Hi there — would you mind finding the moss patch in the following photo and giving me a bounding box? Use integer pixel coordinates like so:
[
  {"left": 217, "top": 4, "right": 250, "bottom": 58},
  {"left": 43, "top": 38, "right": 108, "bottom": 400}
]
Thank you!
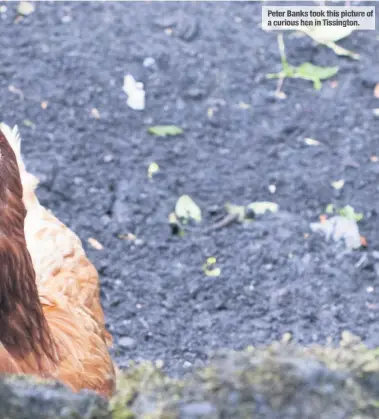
[{"left": 111, "top": 333, "right": 379, "bottom": 418}]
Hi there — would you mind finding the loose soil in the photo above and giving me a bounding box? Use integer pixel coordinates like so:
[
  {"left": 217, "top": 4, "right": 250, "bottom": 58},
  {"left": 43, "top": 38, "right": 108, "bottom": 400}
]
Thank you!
[{"left": 1, "top": 1, "right": 379, "bottom": 375}]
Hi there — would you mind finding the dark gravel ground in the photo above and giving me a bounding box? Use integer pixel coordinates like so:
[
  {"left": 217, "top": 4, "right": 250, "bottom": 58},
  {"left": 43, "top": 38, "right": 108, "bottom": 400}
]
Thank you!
[{"left": 1, "top": 2, "right": 379, "bottom": 375}]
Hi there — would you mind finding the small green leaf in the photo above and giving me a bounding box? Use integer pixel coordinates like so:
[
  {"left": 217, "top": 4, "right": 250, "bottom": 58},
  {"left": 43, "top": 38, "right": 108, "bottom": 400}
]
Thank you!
[
  {"left": 297, "top": 62, "right": 339, "bottom": 80},
  {"left": 203, "top": 257, "right": 221, "bottom": 277},
  {"left": 331, "top": 179, "right": 345, "bottom": 190},
  {"left": 268, "top": 34, "right": 339, "bottom": 91},
  {"left": 147, "top": 162, "right": 160, "bottom": 179},
  {"left": 268, "top": 63, "right": 338, "bottom": 90},
  {"left": 148, "top": 125, "right": 183, "bottom": 137},
  {"left": 248, "top": 201, "right": 279, "bottom": 215},
  {"left": 17, "top": 1, "right": 35, "bottom": 16},
  {"left": 175, "top": 195, "right": 202, "bottom": 223},
  {"left": 225, "top": 203, "right": 246, "bottom": 222},
  {"left": 338, "top": 205, "right": 363, "bottom": 222},
  {"left": 23, "top": 119, "right": 35, "bottom": 128},
  {"left": 205, "top": 267, "right": 221, "bottom": 277},
  {"left": 294, "top": 63, "right": 339, "bottom": 90},
  {"left": 325, "top": 204, "right": 334, "bottom": 214}
]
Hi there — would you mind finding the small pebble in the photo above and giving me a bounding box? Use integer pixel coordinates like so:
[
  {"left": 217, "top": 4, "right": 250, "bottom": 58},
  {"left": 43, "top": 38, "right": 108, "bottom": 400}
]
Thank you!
[
  {"left": 62, "top": 15, "right": 72, "bottom": 23},
  {"left": 73, "top": 176, "right": 83, "bottom": 185},
  {"left": 268, "top": 184, "right": 276, "bottom": 194},
  {"left": 118, "top": 336, "right": 137, "bottom": 349},
  {"left": 183, "top": 361, "right": 192, "bottom": 369},
  {"left": 143, "top": 57, "right": 155, "bottom": 68},
  {"left": 104, "top": 154, "right": 114, "bottom": 163}
]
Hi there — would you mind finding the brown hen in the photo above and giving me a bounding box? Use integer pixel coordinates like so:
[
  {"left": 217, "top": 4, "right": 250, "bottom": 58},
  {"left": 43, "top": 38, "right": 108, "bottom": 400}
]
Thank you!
[{"left": 0, "top": 125, "right": 115, "bottom": 398}]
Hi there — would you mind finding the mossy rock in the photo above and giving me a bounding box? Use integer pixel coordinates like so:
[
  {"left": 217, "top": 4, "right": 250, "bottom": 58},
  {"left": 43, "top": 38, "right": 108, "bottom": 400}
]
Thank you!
[
  {"left": 111, "top": 332, "right": 379, "bottom": 419},
  {"left": 2, "top": 333, "right": 379, "bottom": 419},
  {"left": 0, "top": 374, "right": 109, "bottom": 419}
]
